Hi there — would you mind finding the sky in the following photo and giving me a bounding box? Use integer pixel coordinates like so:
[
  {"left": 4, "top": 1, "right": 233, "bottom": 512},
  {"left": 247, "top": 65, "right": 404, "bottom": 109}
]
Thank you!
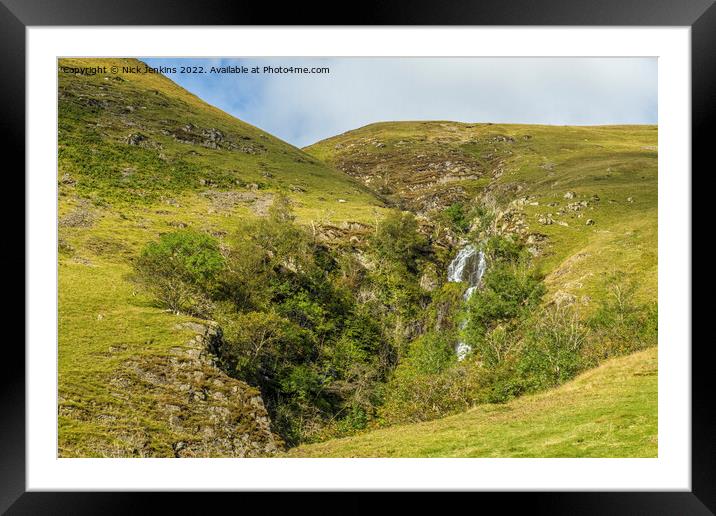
[{"left": 142, "top": 57, "right": 657, "bottom": 148}]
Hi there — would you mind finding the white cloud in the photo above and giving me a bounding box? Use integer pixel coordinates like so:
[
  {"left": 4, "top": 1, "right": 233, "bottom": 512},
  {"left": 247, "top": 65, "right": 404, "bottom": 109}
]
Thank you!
[{"left": 153, "top": 57, "right": 657, "bottom": 148}]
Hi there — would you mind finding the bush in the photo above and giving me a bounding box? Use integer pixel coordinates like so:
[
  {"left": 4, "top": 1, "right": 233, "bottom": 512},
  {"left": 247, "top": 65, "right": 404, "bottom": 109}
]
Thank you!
[
  {"left": 379, "top": 332, "right": 471, "bottom": 424},
  {"left": 484, "top": 234, "right": 525, "bottom": 263},
  {"left": 218, "top": 196, "right": 311, "bottom": 312},
  {"left": 379, "top": 364, "right": 482, "bottom": 425},
  {"left": 406, "top": 332, "right": 456, "bottom": 375},
  {"left": 207, "top": 197, "right": 399, "bottom": 444},
  {"left": 518, "top": 304, "right": 589, "bottom": 391},
  {"left": 216, "top": 309, "right": 310, "bottom": 386},
  {"left": 585, "top": 276, "right": 657, "bottom": 362},
  {"left": 463, "top": 262, "right": 545, "bottom": 362},
  {"left": 133, "top": 229, "right": 223, "bottom": 315},
  {"left": 441, "top": 202, "right": 471, "bottom": 234},
  {"left": 131, "top": 192, "right": 657, "bottom": 448},
  {"left": 372, "top": 210, "right": 428, "bottom": 274}
]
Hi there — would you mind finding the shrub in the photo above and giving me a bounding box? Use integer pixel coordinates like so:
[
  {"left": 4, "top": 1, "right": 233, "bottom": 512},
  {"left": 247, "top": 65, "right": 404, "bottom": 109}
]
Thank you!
[
  {"left": 518, "top": 304, "right": 589, "bottom": 390},
  {"left": 208, "top": 197, "right": 399, "bottom": 444},
  {"left": 379, "top": 363, "right": 480, "bottom": 425},
  {"left": 408, "top": 332, "right": 456, "bottom": 375},
  {"left": 463, "top": 262, "right": 545, "bottom": 359},
  {"left": 484, "top": 234, "right": 525, "bottom": 263},
  {"left": 379, "top": 332, "right": 471, "bottom": 424},
  {"left": 441, "top": 202, "right": 471, "bottom": 234},
  {"left": 372, "top": 210, "right": 428, "bottom": 274},
  {"left": 216, "top": 309, "right": 311, "bottom": 387},
  {"left": 424, "top": 282, "right": 466, "bottom": 333},
  {"left": 133, "top": 229, "right": 223, "bottom": 315},
  {"left": 585, "top": 276, "right": 658, "bottom": 362},
  {"left": 218, "top": 197, "right": 311, "bottom": 312},
  {"left": 472, "top": 324, "right": 518, "bottom": 369}
]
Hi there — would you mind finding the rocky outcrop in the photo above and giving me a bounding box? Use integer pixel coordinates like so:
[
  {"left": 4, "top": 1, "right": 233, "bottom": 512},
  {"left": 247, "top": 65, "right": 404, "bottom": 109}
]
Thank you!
[
  {"left": 112, "top": 322, "right": 282, "bottom": 457},
  {"left": 313, "top": 221, "right": 372, "bottom": 247},
  {"left": 167, "top": 123, "right": 266, "bottom": 154}
]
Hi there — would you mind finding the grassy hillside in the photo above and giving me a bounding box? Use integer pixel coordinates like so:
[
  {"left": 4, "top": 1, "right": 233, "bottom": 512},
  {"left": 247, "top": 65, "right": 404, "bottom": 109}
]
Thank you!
[
  {"left": 287, "top": 347, "right": 657, "bottom": 458},
  {"left": 306, "top": 122, "right": 657, "bottom": 305},
  {"left": 59, "top": 58, "right": 383, "bottom": 221},
  {"left": 58, "top": 58, "right": 386, "bottom": 456},
  {"left": 58, "top": 60, "right": 657, "bottom": 458}
]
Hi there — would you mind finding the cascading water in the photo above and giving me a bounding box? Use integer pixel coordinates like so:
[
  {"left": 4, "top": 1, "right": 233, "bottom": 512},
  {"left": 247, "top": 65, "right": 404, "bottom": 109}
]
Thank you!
[{"left": 446, "top": 244, "right": 487, "bottom": 360}]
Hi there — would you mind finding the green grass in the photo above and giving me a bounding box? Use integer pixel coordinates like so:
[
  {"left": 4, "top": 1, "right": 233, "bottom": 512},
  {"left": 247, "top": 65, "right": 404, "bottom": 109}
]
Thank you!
[
  {"left": 57, "top": 58, "right": 387, "bottom": 456},
  {"left": 58, "top": 258, "right": 201, "bottom": 456},
  {"left": 287, "top": 347, "right": 657, "bottom": 458},
  {"left": 59, "top": 58, "right": 384, "bottom": 219},
  {"left": 58, "top": 62, "right": 657, "bottom": 458}
]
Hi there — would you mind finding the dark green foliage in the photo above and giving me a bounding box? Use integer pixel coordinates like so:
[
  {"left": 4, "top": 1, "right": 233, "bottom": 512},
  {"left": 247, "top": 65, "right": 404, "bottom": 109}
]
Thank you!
[
  {"left": 133, "top": 229, "right": 223, "bottom": 315},
  {"left": 372, "top": 210, "right": 428, "bottom": 274},
  {"left": 483, "top": 234, "right": 525, "bottom": 263},
  {"left": 133, "top": 201, "right": 657, "bottom": 445},
  {"left": 423, "top": 282, "right": 465, "bottom": 333},
  {"left": 462, "top": 261, "right": 545, "bottom": 368},
  {"left": 407, "top": 332, "right": 456, "bottom": 375},
  {"left": 131, "top": 198, "right": 404, "bottom": 445},
  {"left": 441, "top": 202, "right": 471, "bottom": 234}
]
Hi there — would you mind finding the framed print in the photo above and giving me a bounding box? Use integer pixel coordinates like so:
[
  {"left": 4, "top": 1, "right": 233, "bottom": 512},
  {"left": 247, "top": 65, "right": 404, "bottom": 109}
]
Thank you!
[{"left": 5, "top": 0, "right": 712, "bottom": 512}]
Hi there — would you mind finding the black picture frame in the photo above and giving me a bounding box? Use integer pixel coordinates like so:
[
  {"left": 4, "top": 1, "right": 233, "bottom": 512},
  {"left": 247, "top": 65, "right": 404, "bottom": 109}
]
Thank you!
[{"left": 4, "top": 0, "right": 710, "bottom": 513}]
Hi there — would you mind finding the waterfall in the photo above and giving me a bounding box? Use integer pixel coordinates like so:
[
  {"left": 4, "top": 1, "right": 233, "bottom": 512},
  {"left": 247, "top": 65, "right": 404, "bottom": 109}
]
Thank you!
[{"left": 446, "top": 244, "right": 487, "bottom": 360}]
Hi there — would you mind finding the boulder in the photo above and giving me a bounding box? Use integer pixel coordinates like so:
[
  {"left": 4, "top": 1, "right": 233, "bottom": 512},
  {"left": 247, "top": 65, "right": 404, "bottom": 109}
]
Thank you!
[
  {"left": 126, "top": 133, "right": 147, "bottom": 145},
  {"left": 538, "top": 214, "right": 553, "bottom": 225}
]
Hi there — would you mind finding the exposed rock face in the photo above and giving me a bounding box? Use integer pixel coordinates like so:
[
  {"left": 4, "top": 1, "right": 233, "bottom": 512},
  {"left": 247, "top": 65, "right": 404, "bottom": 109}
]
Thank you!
[
  {"left": 566, "top": 200, "right": 590, "bottom": 211},
  {"left": 313, "top": 221, "right": 372, "bottom": 247},
  {"left": 419, "top": 264, "right": 440, "bottom": 292},
  {"left": 493, "top": 207, "right": 529, "bottom": 235},
  {"left": 126, "top": 132, "right": 163, "bottom": 149},
  {"left": 538, "top": 213, "right": 554, "bottom": 225},
  {"left": 168, "top": 123, "right": 266, "bottom": 154},
  {"left": 126, "top": 132, "right": 147, "bottom": 145},
  {"left": 553, "top": 290, "right": 577, "bottom": 306},
  {"left": 114, "top": 322, "right": 282, "bottom": 457},
  {"left": 320, "top": 134, "right": 512, "bottom": 214},
  {"left": 59, "top": 200, "right": 95, "bottom": 228}
]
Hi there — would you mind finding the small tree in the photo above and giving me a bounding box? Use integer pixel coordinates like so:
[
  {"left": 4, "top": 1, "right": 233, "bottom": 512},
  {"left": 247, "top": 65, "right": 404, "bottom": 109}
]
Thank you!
[
  {"left": 587, "top": 273, "right": 657, "bottom": 359},
  {"left": 440, "top": 202, "right": 471, "bottom": 234},
  {"left": 463, "top": 262, "right": 545, "bottom": 355},
  {"left": 372, "top": 210, "right": 428, "bottom": 274},
  {"left": 133, "top": 229, "right": 224, "bottom": 315},
  {"left": 217, "top": 309, "right": 311, "bottom": 386},
  {"left": 519, "top": 304, "right": 588, "bottom": 389}
]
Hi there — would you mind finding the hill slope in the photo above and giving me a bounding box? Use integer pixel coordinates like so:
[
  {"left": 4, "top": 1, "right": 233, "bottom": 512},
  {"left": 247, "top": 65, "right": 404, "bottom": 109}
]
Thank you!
[
  {"left": 58, "top": 59, "right": 386, "bottom": 457},
  {"left": 306, "top": 122, "right": 657, "bottom": 305},
  {"left": 287, "top": 347, "right": 657, "bottom": 458},
  {"left": 58, "top": 61, "right": 657, "bottom": 458},
  {"left": 59, "top": 58, "right": 383, "bottom": 219}
]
